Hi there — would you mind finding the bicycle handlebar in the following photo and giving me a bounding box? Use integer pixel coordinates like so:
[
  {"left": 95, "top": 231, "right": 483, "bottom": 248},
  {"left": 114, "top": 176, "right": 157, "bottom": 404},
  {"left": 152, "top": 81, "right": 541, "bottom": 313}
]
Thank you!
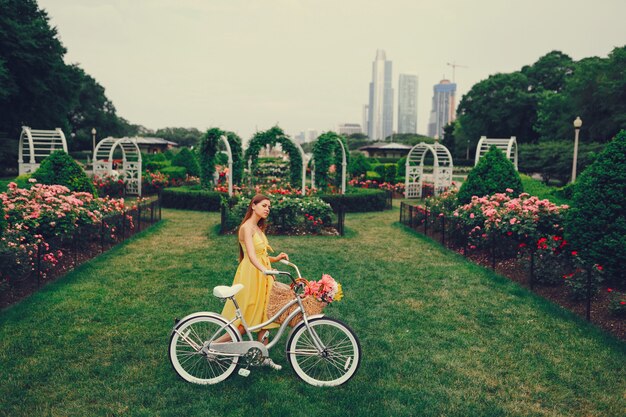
[{"left": 264, "top": 260, "right": 303, "bottom": 287}]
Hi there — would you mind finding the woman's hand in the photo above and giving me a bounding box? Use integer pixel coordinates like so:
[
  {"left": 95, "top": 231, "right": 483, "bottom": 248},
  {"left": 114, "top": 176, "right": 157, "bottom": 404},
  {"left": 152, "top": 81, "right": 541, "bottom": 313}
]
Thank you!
[{"left": 276, "top": 252, "right": 289, "bottom": 262}]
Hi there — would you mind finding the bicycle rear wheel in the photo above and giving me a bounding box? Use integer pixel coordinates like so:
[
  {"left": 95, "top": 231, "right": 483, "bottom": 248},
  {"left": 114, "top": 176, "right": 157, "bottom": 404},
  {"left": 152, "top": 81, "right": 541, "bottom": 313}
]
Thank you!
[
  {"left": 286, "top": 317, "right": 361, "bottom": 386},
  {"left": 169, "top": 315, "right": 240, "bottom": 385}
]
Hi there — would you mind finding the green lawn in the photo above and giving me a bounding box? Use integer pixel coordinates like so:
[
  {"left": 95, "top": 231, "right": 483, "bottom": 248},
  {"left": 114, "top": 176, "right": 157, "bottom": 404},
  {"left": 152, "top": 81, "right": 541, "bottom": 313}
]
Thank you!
[
  {"left": 0, "top": 206, "right": 624, "bottom": 416},
  {"left": 520, "top": 174, "right": 571, "bottom": 206}
]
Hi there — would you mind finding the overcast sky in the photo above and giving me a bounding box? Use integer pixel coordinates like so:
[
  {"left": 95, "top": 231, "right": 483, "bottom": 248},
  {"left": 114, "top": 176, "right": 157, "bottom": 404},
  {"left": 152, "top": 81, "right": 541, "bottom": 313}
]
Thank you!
[{"left": 38, "top": 0, "right": 625, "bottom": 142}]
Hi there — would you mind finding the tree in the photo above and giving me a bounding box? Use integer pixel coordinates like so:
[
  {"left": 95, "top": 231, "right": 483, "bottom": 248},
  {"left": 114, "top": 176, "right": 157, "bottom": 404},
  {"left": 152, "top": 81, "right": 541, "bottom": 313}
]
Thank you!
[
  {"left": 172, "top": 147, "right": 200, "bottom": 177},
  {"left": 153, "top": 127, "right": 203, "bottom": 148},
  {"left": 566, "top": 130, "right": 626, "bottom": 285},
  {"left": 0, "top": 0, "right": 76, "bottom": 136},
  {"left": 66, "top": 65, "right": 130, "bottom": 150},
  {"left": 521, "top": 50, "right": 575, "bottom": 93},
  {"left": 457, "top": 146, "right": 523, "bottom": 204},
  {"left": 441, "top": 122, "right": 456, "bottom": 157},
  {"left": 456, "top": 72, "right": 538, "bottom": 145}
]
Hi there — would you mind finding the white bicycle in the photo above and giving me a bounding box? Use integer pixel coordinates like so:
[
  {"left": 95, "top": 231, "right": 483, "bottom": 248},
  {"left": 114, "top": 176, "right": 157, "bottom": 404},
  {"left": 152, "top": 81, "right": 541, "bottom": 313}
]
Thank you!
[{"left": 168, "top": 260, "right": 361, "bottom": 386}]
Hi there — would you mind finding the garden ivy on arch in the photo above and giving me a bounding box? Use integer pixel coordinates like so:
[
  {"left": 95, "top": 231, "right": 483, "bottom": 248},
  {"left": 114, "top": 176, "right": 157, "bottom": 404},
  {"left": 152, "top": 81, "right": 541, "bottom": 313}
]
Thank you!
[
  {"left": 244, "top": 126, "right": 303, "bottom": 187},
  {"left": 312, "top": 132, "right": 349, "bottom": 191},
  {"left": 198, "top": 128, "right": 243, "bottom": 188}
]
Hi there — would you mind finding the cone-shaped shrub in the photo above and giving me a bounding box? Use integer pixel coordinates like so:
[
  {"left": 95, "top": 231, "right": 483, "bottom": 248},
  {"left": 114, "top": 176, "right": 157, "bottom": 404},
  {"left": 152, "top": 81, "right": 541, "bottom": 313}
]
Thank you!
[
  {"left": 32, "top": 150, "right": 96, "bottom": 194},
  {"left": 457, "top": 145, "right": 523, "bottom": 204},
  {"left": 566, "top": 130, "right": 626, "bottom": 285},
  {"left": 172, "top": 147, "right": 200, "bottom": 177}
]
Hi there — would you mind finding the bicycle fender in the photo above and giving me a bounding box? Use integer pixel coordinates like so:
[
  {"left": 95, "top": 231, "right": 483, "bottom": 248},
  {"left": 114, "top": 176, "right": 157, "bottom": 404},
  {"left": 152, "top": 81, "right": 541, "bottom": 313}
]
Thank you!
[{"left": 172, "top": 311, "right": 228, "bottom": 331}]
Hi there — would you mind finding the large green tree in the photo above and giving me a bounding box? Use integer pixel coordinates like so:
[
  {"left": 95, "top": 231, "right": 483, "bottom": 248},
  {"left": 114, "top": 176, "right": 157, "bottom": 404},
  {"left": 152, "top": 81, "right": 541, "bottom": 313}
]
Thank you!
[
  {"left": 0, "top": 0, "right": 137, "bottom": 168},
  {"left": 0, "top": 0, "right": 76, "bottom": 136},
  {"left": 153, "top": 127, "right": 203, "bottom": 148},
  {"left": 456, "top": 72, "right": 538, "bottom": 146}
]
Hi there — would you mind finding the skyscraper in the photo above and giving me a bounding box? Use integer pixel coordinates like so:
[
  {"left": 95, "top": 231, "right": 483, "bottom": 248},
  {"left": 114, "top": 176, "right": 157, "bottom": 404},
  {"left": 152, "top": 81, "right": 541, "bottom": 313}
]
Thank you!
[
  {"left": 398, "top": 74, "right": 418, "bottom": 134},
  {"left": 367, "top": 50, "right": 394, "bottom": 140},
  {"left": 427, "top": 79, "right": 457, "bottom": 139}
]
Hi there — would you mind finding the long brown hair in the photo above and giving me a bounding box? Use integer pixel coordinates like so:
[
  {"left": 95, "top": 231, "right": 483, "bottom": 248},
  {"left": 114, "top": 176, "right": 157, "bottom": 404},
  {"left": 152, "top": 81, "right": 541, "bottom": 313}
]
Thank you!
[{"left": 238, "top": 194, "right": 270, "bottom": 262}]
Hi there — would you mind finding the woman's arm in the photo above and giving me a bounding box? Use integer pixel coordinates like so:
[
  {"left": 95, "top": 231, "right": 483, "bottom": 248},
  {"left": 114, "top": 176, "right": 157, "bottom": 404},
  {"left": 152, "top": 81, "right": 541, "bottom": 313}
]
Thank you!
[
  {"left": 242, "top": 225, "right": 270, "bottom": 272},
  {"left": 269, "top": 253, "right": 289, "bottom": 263}
]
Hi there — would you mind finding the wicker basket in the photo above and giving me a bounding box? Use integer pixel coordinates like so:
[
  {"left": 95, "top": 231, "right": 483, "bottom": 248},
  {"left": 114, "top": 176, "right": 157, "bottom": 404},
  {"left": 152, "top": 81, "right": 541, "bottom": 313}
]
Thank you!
[{"left": 266, "top": 281, "right": 326, "bottom": 327}]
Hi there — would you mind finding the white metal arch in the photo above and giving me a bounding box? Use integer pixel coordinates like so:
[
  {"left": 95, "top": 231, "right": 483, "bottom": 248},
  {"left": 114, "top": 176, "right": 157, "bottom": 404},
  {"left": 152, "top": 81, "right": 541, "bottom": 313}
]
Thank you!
[
  {"left": 474, "top": 136, "right": 518, "bottom": 170},
  {"left": 93, "top": 137, "right": 142, "bottom": 195},
  {"left": 309, "top": 137, "right": 348, "bottom": 194},
  {"left": 216, "top": 135, "right": 233, "bottom": 196},
  {"left": 404, "top": 142, "right": 453, "bottom": 198},
  {"left": 18, "top": 126, "right": 68, "bottom": 175}
]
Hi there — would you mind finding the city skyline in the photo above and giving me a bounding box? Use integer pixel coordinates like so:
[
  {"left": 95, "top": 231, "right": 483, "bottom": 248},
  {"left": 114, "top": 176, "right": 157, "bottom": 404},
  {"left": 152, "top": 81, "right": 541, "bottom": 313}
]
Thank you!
[
  {"left": 398, "top": 74, "right": 418, "bottom": 135},
  {"left": 36, "top": 0, "right": 626, "bottom": 142},
  {"left": 367, "top": 49, "right": 394, "bottom": 140},
  {"left": 428, "top": 79, "right": 457, "bottom": 139}
]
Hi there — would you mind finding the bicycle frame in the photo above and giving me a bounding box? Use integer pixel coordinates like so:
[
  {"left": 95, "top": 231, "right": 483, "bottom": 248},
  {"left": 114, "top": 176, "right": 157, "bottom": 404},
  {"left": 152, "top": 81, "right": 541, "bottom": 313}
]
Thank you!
[{"left": 204, "top": 262, "right": 327, "bottom": 357}]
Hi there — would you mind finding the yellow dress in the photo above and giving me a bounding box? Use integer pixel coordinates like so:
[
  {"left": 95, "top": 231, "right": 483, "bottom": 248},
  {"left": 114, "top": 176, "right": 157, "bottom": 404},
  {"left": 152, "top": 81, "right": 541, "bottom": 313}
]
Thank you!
[{"left": 220, "top": 231, "right": 279, "bottom": 331}]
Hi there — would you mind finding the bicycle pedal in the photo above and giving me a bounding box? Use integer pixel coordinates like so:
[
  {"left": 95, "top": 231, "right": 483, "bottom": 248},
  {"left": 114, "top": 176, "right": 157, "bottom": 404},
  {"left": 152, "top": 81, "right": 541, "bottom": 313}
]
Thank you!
[{"left": 238, "top": 368, "right": 251, "bottom": 377}]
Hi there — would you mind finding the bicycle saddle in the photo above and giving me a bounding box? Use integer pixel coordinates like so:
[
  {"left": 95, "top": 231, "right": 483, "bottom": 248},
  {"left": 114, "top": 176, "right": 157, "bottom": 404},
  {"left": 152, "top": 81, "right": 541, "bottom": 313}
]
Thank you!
[{"left": 213, "top": 283, "right": 244, "bottom": 299}]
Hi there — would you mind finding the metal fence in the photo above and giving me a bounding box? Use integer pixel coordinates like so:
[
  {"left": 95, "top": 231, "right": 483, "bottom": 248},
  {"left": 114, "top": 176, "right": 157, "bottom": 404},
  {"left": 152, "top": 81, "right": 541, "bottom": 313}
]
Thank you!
[
  {"left": 1, "top": 196, "right": 162, "bottom": 303},
  {"left": 400, "top": 201, "right": 599, "bottom": 321}
]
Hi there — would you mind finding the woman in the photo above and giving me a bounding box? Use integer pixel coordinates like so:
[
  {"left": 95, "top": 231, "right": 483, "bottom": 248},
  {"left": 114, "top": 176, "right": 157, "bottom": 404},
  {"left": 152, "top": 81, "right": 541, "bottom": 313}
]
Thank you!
[{"left": 220, "top": 194, "right": 288, "bottom": 368}]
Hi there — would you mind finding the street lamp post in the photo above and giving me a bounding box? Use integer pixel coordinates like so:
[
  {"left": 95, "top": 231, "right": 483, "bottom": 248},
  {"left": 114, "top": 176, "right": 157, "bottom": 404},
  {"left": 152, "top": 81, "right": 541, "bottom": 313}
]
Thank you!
[
  {"left": 91, "top": 127, "right": 97, "bottom": 156},
  {"left": 466, "top": 139, "right": 470, "bottom": 160},
  {"left": 571, "top": 117, "right": 582, "bottom": 183}
]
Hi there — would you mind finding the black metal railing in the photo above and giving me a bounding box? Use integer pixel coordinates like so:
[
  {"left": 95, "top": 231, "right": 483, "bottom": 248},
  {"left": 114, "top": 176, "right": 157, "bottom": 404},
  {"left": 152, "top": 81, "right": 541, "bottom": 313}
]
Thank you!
[
  {"left": 400, "top": 201, "right": 599, "bottom": 321},
  {"left": 1, "top": 196, "right": 162, "bottom": 305}
]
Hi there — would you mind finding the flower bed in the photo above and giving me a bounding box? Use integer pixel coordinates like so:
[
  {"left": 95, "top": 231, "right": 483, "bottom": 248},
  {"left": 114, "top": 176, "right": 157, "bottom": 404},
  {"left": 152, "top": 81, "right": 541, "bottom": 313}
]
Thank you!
[
  {"left": 0, "top": 180, "right": 160, "bottom": 307},
  {"left": 224, "top": 195, "right": 336, "bottom": 235},
  {"left": 399, "top": 189, "right": 624, "bottom": 339}
]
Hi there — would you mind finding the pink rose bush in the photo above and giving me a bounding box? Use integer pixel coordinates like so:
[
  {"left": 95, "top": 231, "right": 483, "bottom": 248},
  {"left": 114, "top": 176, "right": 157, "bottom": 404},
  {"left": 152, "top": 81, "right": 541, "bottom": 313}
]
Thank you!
[
  {"left": 0, "top": 181, "right": 130, "bottom": 284},
  {"left": 452, "top": 190, "right": 569, "bottom": 248}
]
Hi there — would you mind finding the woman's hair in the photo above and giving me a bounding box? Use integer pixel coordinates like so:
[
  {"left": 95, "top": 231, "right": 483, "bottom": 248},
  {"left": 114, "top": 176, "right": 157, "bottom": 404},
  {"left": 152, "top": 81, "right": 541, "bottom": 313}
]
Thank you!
[{"left": 238, "top": 194, "right": 270, "bottom": 262}]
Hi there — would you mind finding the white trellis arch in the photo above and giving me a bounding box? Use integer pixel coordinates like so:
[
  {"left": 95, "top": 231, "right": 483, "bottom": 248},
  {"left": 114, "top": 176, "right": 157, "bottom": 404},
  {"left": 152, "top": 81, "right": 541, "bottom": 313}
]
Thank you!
[
  {"left": 216, "top": 135, "right": 234, "bottom": 196},
  {"left": 309, "top": 137, "right": 348, "bottom": 194},
  {"left": 18, "top": 126, "right": 68, "bottom": 175},
  {"left": 404, "top": 142, "right": 453, "bottom": 198},
  {"left": 93, "top": 137, "right": 142, "bottom": 195},
  {"left": 474, "top": 136, "right": 518, "bottom": 170}
]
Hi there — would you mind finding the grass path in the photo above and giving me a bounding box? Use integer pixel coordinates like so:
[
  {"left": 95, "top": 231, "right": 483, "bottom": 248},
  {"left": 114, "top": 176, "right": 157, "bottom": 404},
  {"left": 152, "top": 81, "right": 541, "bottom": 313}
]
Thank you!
[{"left": 0, "top": 206, "right": 624, "bottom": 417}]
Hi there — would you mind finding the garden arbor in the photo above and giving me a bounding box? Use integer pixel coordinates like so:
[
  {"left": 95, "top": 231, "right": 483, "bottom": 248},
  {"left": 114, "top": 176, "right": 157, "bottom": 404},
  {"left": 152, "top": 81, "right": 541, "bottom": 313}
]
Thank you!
[
  {"left": 405, "top": 142, "right": 453, "bottom": 198},
  {"left": 475, "top": 136, "right": 518, "bottom": 170},
  {"left": 311, "top": 132, "right": 349, "bottom": 194},
  {"left": 198, "top": 128, "right": 243, "bottom": 195},
  {"left": 18, "top": 126, "right": 68, "bottom": 175},
  {"left": 244, "top": 126, "right": 306, "bottom": 194},
  {"left": 93, "top": 137, "right": 142, "bottom": 195}
]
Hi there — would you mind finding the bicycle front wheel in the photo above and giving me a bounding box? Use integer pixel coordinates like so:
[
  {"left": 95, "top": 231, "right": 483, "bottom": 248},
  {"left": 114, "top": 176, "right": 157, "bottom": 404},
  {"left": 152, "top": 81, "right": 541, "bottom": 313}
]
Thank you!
[
  {"left": 286, "top": 317, "right": 361, "bottom": 386},
  {"left": 169, "top": 315, "right": 240, "bottom": 385}
]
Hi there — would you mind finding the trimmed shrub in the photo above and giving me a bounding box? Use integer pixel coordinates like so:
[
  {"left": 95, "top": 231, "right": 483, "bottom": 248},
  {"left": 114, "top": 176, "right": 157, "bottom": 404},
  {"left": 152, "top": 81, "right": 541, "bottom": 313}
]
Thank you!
[
  {"left": 457, "top": 146, "right": 523, "bottom": 204},
  {"left": 397, "top": 156, "right": 407, "bottom": 177},
  {"left": 348, "top": 153, "right": 371, "bottom": 178},
  {"left": 366, "top": 170, "right": 381, "bottom": 181},
  {"left": 145, "top": 160, "right": 170, "bottom": 172},
  {"left": 566, "top": 130, "right": 626, "bottom": 285},
  {"left": 161, "top": 186, "right": 227, "bottom": 211},
  {"left": 319, "top": 188, "right": 387, "bottom": 212},
  {"left": 32, "top": 151, "right": 96, "bottom": 194},
  {"left": 172, "top": 147, "right": 200, "bottom": 177},
  {"left": 160, "top": 166, "right": 187, "bottom": 181}
]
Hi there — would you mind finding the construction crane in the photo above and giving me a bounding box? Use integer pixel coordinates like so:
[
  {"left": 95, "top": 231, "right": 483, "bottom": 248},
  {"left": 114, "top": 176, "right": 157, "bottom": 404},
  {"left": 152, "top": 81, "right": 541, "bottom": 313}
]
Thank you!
[{"left": 446, "top": 61, "right": 468, "bottom": 83}]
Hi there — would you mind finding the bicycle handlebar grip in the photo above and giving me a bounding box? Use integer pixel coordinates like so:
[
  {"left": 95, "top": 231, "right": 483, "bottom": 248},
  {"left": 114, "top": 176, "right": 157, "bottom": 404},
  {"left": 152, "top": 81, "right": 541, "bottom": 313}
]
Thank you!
[{"left": 264, "top": 269, "right": 280, "bottom": 275}]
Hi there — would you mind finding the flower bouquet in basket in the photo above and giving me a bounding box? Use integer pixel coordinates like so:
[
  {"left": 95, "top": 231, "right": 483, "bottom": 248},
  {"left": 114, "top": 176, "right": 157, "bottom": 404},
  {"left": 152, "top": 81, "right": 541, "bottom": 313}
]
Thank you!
[{"left": 267, "top": 274, "right": 343, "bottom": 327}]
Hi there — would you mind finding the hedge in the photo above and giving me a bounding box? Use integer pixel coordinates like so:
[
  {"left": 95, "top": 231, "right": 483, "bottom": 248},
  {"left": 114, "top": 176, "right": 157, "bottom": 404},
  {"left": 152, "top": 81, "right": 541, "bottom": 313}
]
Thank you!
[
  {"left": 160, "top": 166, "right": 187, "bottom": 181},
  {"left": 161, "top": 186, "right": 228, "bottom": 211},
  {"left": 319, "top": 188, "right": 387, "bottom": 212}
]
